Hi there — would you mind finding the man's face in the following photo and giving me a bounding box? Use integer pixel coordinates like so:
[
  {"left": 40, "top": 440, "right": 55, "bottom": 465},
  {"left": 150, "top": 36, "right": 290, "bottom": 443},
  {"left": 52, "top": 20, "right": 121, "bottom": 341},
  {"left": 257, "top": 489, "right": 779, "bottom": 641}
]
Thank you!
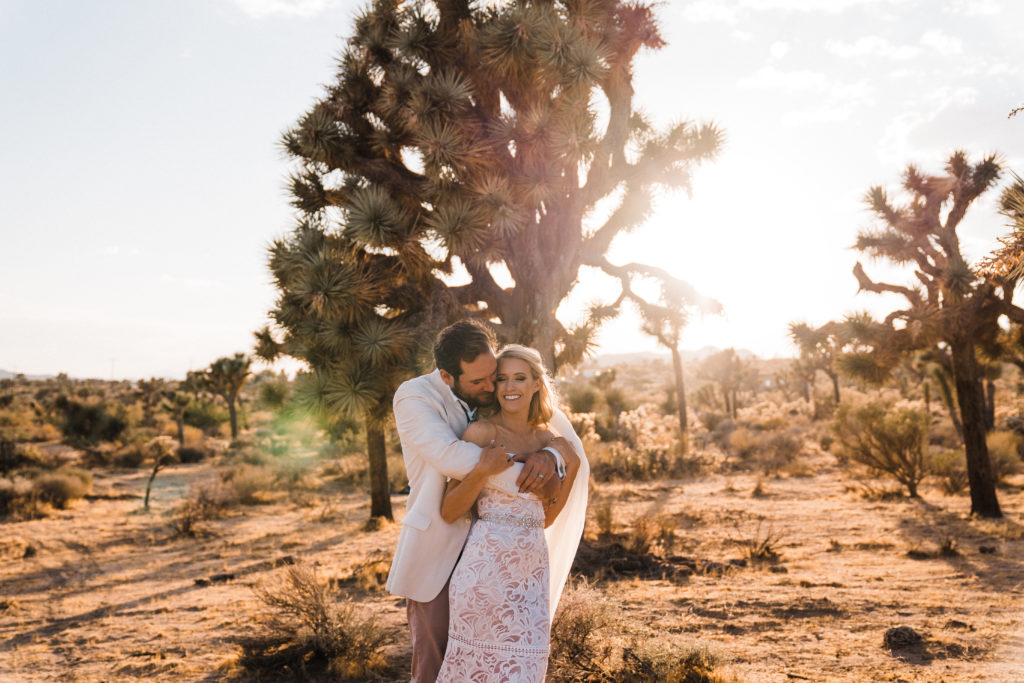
[{"left": 442, "top": 351, "right": 497, "bottom": 409}]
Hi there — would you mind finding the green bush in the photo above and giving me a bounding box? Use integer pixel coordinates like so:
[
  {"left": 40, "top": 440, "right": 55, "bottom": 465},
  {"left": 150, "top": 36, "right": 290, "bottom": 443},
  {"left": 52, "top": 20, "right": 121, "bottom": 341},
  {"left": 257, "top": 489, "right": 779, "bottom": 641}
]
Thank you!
[
  {"left": 832, "top": 401, "right": 928, "bottom": 498},
  {"left": 927, "top": 448, "right": 968, "bottom": 495},
  {"left": 54, "top": 396, "right": 126, "bottom": 446},
  {"left": 31, "top": 468, "right": 92, "bottom": 508},
  {"left": 184, "top": 400, "right": 228, "bottom": 436},
  {"left": 987, "top": 430, "right": 1022, "bottom": 482}
]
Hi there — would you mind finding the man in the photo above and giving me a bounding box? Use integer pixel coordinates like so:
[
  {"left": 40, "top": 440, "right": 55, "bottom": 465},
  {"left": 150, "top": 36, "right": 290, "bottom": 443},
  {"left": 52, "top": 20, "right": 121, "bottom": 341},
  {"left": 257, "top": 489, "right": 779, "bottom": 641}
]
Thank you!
[{"left": 386, "top": 319, "right": 588, "bottom": 682}]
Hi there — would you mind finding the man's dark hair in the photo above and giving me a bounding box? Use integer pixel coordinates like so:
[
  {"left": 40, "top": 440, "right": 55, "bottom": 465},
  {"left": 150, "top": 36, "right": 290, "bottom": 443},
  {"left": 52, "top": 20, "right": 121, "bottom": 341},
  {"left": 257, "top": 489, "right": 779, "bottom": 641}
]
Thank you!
[{"left": 433, "top": 319, "right": 497, "bottom": 379}]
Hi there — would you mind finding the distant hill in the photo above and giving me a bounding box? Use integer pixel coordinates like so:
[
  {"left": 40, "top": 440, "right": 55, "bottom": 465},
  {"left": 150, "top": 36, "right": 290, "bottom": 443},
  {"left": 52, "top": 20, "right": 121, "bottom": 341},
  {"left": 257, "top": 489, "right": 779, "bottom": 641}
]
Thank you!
[
  {"left": 0, "top": 369, "right": 54, "bottom": 381},
  {"left": 586, "top": 346, "right": 775, "bottom": 367}
]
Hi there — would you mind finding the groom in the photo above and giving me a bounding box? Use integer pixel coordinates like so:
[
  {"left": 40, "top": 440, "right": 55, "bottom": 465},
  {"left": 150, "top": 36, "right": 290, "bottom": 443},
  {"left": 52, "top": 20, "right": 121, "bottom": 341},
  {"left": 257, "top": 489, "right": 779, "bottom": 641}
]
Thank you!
[{"left": 386, "top": 319, "right": 586, "bottom": 683}]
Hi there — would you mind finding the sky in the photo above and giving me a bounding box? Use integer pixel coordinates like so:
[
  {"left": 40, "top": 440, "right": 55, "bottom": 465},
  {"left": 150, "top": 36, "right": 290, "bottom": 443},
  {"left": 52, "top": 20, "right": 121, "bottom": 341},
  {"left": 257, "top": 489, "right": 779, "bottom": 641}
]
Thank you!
[{"left": 1, "top": 0, "right": 1022, "bottom": 379}]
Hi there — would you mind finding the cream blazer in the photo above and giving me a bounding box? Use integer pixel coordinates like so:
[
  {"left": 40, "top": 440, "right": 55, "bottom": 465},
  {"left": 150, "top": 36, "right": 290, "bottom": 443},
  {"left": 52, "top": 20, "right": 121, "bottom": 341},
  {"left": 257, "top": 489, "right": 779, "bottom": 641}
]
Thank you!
[
  {"left": 385, "top": 369, "right": 589, "bottom": 611},
  {"left": 386, "top": 370, "right": 481, "bottom": 602}
]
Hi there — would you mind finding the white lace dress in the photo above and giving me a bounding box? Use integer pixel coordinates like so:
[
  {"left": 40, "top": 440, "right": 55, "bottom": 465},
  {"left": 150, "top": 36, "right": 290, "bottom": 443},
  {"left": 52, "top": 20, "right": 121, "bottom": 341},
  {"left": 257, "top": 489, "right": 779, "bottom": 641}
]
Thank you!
[{"left": 436, "top": 464, "right": 550, "bottom": 682}]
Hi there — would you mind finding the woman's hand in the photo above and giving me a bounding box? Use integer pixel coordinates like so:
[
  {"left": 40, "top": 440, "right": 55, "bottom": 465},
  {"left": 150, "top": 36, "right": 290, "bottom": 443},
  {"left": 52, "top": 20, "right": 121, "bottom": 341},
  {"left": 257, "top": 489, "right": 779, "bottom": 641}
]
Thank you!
[{"left": 476, "top": 441, "right": 514, "bottom": 476}]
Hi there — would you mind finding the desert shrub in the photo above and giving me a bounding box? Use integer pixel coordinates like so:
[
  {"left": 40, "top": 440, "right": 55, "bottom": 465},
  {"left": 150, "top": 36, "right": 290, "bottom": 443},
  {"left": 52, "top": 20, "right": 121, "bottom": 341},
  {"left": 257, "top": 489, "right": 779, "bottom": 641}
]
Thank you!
[
  {"left": 699, "top": 410, "right": 730, "bottom": 434},
  {"left": 184, "top": 400, "right": 227, "bottom": 436},
  {"left": 0, "top": 476, "right": 47, "bottom": 519},
  {"left": 0, "top": 441, "right": 51, "bottom": 475},
  {"left": 593, "top": 500, "right": 615, "bottom": 538},
  {"left": 734, "top": 521, "right": 783, "bottom": 565},
  {"left": 112, "top": 443, "right": 147, "bottom": 468},
  {"left": 614, "top": 641, "right": 736, "bottom": 683},
  {"left": 176, "top": 445, "right": 211, "bottom": 463},
  {"left": 172, "top": 480, "right": 238, "bottom": 536},
  {"left": 221, "top": 462, "right": 278, "bottom": 504},
  {"left": 31, "top": 468, "right": 92, "bottom": 508},
  {"left": 927, "top": 448, "right": 968, "bottom": 495},
  {"left": 239, "top": 564, "right": 390, "bottom": 680},
  {"left": 548, "top": 581, "right": 620, "bottom": 680},
  {"left": 987, "top": 430, "right": 1022, "bottom": 482},
  {"left": 832, "top": 401, "right": 928, "bottom": 498},
  {"left": 566, "top": 385, "right": 601, "bottom": 414},
  {"left": 54, "top": 396, "right": 126, "bottom": 447}
]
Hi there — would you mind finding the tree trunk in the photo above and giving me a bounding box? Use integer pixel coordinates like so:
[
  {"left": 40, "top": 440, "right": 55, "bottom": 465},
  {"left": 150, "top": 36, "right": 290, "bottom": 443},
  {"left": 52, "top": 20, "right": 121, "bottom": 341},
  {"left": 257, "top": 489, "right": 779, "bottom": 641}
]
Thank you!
[
  {"left": 950, "top": 339, "right": 1002, "bottom": 518},
  {"left": 984, "top": 378, "right": 995, "bottom": 432},
  {"left": 366, "top": 422, "right": 393, "bottom": 520},
  {"left": 933, "top": 369, "right": 964, "bottom": 442},
  {"left": 227, "top": 399, "right": 238, "bottom": 440},
  {"left": 730, "top": 388, "right": 738, "bottom": 419},
  {"left": 176, "top": 415, "right": 185, "bottom": 446},
  {"left": 827, "top": 370, "right": 841, "bottom": 404},
  {"left": 670, "top": 346, "right": 688, "bottom": 453}
]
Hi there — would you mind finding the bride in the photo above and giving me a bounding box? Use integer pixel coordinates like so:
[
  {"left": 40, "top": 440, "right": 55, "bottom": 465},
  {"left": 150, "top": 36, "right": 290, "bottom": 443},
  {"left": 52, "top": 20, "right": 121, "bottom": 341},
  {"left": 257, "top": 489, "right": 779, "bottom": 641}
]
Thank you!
[{"left": 435, "top": 344, "right": 582, "bottom": 682}]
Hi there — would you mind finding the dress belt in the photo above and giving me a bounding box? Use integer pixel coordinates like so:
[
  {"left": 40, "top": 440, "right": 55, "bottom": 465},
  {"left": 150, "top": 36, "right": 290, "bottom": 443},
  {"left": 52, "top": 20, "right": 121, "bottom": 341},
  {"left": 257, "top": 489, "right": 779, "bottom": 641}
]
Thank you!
[{"left": 477, "top": 512, "right": 544, "bottom": 529}]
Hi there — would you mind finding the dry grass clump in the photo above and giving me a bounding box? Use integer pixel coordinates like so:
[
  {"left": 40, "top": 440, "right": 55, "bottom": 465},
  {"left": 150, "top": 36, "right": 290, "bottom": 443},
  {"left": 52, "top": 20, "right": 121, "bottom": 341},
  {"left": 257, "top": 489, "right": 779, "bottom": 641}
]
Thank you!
[
  {"left": 550, "top": 582, "right": 737, "bottom": 682},
  {"left": 986, "top": 430, "right": 1022, "bottom": 481},
  {"left": 221, "top": 462, "right": 279, "bottom": 504},
  {"left": 1, "top": 467, "right": 92, "bottom": 519},
  {"left": 171, "top": 479, "right": 239, "bottom": 537},
  {"left": 733, "top": 521, "right": 784, "bottom": 565},
  {"left": 235, "top": 563, "right": 391, "bottom": 681},
  {"left": 928, "top": 448, "right": 969, "bottom": 495},
  {"left": 31, "top": 467, "right": 92, "bottom": 508}
]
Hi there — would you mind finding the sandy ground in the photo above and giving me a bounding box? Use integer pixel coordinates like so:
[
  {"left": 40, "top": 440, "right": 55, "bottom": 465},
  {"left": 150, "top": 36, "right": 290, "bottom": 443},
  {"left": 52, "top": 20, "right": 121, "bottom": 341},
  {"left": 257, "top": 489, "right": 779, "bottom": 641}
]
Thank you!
[{"left": 2, "top": 454, "right": 1023, "bottom": 682}]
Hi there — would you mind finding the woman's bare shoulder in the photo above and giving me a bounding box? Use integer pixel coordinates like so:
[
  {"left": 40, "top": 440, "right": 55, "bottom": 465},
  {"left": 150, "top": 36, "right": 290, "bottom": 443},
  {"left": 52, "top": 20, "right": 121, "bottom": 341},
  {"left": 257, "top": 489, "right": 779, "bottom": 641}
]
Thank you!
[{"left": 462, "top": 420, "right": 498, "bottom": 447}]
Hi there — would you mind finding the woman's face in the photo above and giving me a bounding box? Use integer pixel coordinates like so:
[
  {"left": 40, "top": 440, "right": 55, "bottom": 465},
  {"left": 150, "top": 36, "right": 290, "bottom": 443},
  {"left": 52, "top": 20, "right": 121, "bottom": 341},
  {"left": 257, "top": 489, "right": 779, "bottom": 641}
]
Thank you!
[{"left": 495, "top": 357, "right": 540, "bottom": 413}]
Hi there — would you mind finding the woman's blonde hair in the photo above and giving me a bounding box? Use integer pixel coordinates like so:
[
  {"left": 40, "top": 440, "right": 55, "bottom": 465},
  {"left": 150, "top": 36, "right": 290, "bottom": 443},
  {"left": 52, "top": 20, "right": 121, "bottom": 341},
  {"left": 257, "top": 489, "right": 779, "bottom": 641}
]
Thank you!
[{"left": 494, "top": 344, "right": 557, "bottom": 427}]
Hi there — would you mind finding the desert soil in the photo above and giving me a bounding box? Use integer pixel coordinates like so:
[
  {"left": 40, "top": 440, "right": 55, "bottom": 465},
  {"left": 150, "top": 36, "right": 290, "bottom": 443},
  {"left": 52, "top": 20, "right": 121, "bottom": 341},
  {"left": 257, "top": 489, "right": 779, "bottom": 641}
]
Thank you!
[{"left": 2, "top": 454, "right": 1023, "bottom": 682}]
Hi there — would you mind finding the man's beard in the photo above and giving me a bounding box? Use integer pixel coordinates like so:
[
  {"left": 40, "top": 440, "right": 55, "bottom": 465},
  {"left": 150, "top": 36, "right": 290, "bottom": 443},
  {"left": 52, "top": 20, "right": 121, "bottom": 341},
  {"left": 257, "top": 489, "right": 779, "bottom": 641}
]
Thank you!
[{"left": 455, "top": 385, "right": 495, "bottom": 410}]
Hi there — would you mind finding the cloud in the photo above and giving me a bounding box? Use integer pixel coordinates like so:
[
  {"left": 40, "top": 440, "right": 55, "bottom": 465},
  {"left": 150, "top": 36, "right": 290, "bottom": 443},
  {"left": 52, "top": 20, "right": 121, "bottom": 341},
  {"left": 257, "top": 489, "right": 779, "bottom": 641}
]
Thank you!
[
  {"left": 826, "top": 36, "right": 921, "bottom": 60},
  {"left": 680, "top": 1, "right": 740, "bottom": 24},
  {"left": 769, "top": 41, "right": 791, "bottom": 59},
  {"left": 738, "top": 0, "right": 911, "bottom": 12},
  {"left": 942, "top": 0, "right": 1001, "bottom": 16},
  {"left": 919, "top": 29, "right": 964, "bottom": 56},
  {"left": 226, "top": 0, "right": 339, "bottom": 19},
  {"left": 159, "top": 273, "right": 224, "bottom": 289},
  {"left": 876, "top": 86, "right": 979, "bottom": 166},
  {"left": 739, "top": 66, "right": 872, "bottom": 125},
  {"left": 99, "top": 245, "right": 141, "bottom": 257},
  {"left": 827, "top": 29, "right": 966, "bottom": 62}
]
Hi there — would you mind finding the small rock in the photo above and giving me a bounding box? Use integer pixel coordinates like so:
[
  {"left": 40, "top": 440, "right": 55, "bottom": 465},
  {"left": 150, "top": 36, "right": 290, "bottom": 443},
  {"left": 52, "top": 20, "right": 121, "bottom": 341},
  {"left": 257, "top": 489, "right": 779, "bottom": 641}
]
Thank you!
[
  {"left": 884, "top": 626, "right": 923, "bottom": 649},
  {"left": 979, "top": 545, "right": 997, "bottom": 554},
  {"left": 274, "top": 555, "right": 296, "bottom": 567},
  {"left": 22, "top": 545, "right": 36, "bottom": 559},
  {"left": 943, "top": 619, "right": 973, "bottom": 631},
  {"left": 728, "top": 558, "right": 748, "bottom": 567},
  {"left": 769, "top": 565, "right": 788, "bottom": 573},
  {"left": 194, "top": 578, "right": 211, "bottom": 587},
  {"left": 209, "top": 573, "right": 235, "bottom": 583}
]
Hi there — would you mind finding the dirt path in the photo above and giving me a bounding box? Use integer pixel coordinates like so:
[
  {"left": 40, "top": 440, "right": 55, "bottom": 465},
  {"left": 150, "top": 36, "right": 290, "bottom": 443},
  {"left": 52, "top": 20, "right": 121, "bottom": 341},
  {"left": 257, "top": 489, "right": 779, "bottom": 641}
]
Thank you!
[{"left": 2, "top": 457, "right": 1023, "bottom": 681}]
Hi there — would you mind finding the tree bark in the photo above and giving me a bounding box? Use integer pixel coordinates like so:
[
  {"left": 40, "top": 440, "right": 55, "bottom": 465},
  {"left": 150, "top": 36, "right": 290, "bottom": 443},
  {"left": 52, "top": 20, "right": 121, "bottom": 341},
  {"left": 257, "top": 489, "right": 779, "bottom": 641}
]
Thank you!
[
  {"left": 670, "top": 346, "right": 688, "bottom": 453},
  {"left": 950, "top": 339, "right": 1002, "bottom": 518},
  {"left": 366, "top": 422, "right": 393, "bottom": 520},
  {"left": 176, "top": 415, "right": 185, "bottom": 446},
  {"left": 227, "top": 399, "right": 238, "bottom": 440},
  {"left": 984, "top": 378, "right": 995, "bottom": 432},
  {"left": 827, "top": 370, "right": 841, "bottom": 405},
  {"left": 934, "top": 369, "right": 964, "bottom": 442}
]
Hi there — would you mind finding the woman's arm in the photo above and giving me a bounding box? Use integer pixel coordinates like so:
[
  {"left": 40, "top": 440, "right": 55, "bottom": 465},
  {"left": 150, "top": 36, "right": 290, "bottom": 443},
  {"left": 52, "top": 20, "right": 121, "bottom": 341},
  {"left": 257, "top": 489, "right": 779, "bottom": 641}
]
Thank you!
[
  {"left": 543, "top": 442, "right": 581, "bottom": 528},
  {"left": 440, "top": 422, "right": 511, "bottom": 523}
]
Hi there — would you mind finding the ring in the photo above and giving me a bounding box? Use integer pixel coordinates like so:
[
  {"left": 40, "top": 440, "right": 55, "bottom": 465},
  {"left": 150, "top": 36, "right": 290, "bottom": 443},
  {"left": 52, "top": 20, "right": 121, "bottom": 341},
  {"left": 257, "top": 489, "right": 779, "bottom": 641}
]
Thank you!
[{"left": 536, "top": 473, "right": 544, "bottom": 479}]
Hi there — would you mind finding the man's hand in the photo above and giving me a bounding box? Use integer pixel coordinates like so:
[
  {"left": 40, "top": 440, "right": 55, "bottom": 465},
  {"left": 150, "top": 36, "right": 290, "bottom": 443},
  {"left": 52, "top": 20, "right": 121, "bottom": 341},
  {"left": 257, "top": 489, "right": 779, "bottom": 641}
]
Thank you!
[
  {"left": 478, "top": 441, "right": 514, "bottom": 476},
  {"left": 513, "top": 449, "right": 556, "bottom": 494},
  {"left": 547, "top": 436, "right": 580, "bottom": 470}
]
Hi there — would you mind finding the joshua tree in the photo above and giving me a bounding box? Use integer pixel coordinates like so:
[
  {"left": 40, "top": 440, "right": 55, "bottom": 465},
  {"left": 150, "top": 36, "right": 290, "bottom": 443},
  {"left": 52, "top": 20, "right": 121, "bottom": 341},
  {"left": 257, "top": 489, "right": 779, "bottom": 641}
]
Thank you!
[
  {"left": 847, "top": 151, "right": 1024, "bottom": 518},
  {"left": 259, "top": 0, "right": 721, "bottom": 519},
  {"left": 634, "top": 279, "right": 721, "bottom": 449},
  {"left": 788, "top": 321, "right": 842, "bottom": 405},
  {"left": 697, "top": 348, "right": 750, "bottom": 419},
  {"left": 201, "top": 354, "right": 251, "bottom": 440}
]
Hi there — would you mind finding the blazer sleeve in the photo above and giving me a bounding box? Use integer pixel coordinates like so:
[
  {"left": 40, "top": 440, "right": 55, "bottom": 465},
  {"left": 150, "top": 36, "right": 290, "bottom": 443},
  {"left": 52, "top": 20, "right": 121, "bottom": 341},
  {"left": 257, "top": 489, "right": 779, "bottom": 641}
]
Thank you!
[{"left": 393, "top": 381, "right": 482, "bottom": 480}]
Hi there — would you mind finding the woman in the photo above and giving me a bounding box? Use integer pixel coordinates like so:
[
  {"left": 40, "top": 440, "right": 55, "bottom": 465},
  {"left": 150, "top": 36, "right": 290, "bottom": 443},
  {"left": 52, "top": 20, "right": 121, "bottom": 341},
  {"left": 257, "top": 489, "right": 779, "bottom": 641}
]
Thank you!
[{"left": 435, "top": 344, "right": 582, "bottom": 682}]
